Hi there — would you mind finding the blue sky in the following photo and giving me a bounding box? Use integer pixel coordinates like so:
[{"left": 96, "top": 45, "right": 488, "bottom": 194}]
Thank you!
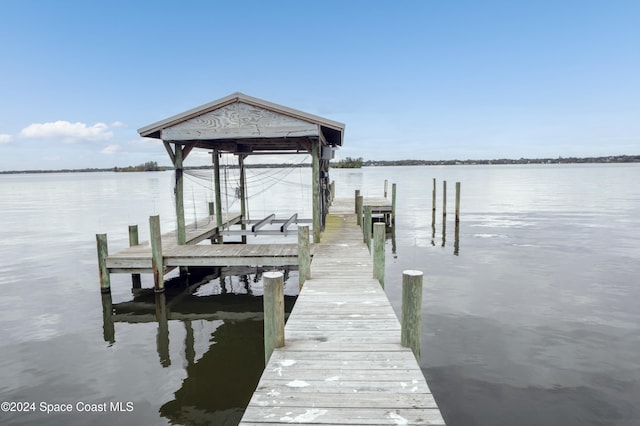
[{"left": 1, "top": 1, "right": 639, "bottom": 170}]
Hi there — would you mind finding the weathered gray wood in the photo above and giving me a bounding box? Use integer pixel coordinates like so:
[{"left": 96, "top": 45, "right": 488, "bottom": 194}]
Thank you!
[
  {"left": 442, "top": 180, "right": 447, "bottom": 218},
  {"left": 160, "top": 101, "right": 319, "bottom": 141},
  {"left": 174, "top": 144, "right": 186, "bottom": 245},
  {"left": 312, "top": 138, "right": 321, "bottom": 243},
  {"left": 149, "top": 215, "right": 164, "bottom": 292},
  {"left": 96, "top": 233, "right": 110, "bottom": 293},
  {"left": 298, "top": 225, "right": 310, "bottom": 289},
  {"left": 432, "top": 178, "right": 436, "bottom": 213},
  {"left": 239, "top": 154, "right": 247, "bottom": 244},
  {"left": 384, "top": 179, "right": 388, "bottom": 198},
  {"left": 208, "top": 202, "right": 214, "bottom": 216},
  {"left": 128, "top": 225, "right": 141, "bottom": 288},
  {"left": 241, "top": 202, "right": 445, "bottom": 425},
  {"left": 391, "top": 183, "right": 397, "bottom": 224},
  {"left": 401, "top": 270, "right": 423, "bottom": 361},
  {"left": 363, "top": 206, "right": 372, "bottom": 249},
  {"left": 373, "top": 223, "right": 385, "bottom": 288},
  {"left": 355, "top": 194, "right": 363, "bottom": 226},
  {"left": 263, "top": 271, "right": 285, "bottom": 365},
  {"left": 455, "top": 181, "right": 461, "bottom": 223},
  {"left": 354, "top": 189, "right": 360, "bottom": 212},
  {"left": 100, "top": 292, "right": 114, "bottom": 343},
  {"left": 213, "top": 149, "right": 223, "bottom": 243}
]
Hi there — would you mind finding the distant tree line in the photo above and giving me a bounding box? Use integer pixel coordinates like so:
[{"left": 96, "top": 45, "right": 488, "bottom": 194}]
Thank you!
[
  {"left": 114, "top": 161, "right": 162, "bottom": 172},
  {"left": 332, "top": 157, "right": 363, "bottom": 168}
]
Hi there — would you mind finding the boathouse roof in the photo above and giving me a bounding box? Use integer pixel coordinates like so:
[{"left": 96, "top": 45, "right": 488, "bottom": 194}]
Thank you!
[{"left": 138, "top": 92, "right": 344, "bottom": 155}]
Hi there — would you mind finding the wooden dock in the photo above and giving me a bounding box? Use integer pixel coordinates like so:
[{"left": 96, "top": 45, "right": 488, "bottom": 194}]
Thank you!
[{"left": 240, "top": 199, "right": 445, "bottom": 425}]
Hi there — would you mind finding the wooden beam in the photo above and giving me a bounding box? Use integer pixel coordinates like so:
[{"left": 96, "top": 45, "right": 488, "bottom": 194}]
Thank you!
[
  {"left": 238, "top": 154, "right": 247, "bottom": 244},
  {"left": 182, "top": 142, "right": 196, "bottom": 161},
  {"left": 175, "top": 144, "right": 186, "bottom": 245},
  {"left": 280, "top": 213, "right": 298, "bottom": 235},
  {"left": 162, "top": 141, "right": 176, "bottom": 165},
  {"left": 312, "top": 138, "right": 320, "bottom": 243},
  {"left": 213, "top": 149, "right": 223, "bottom": 243}
]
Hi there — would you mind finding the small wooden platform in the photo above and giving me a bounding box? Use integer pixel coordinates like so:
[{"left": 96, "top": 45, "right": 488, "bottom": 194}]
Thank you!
[
  {"left": 106, "top": 214, "right": 301, "bottom": 273},
  {"left": 240, "top": 202, "right": 445, "bottom": 425}
]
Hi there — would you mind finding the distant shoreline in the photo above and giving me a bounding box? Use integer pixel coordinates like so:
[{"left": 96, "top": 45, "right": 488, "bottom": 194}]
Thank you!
[{"left": 1, "top": 154, "right": 638, "bottom": 174}]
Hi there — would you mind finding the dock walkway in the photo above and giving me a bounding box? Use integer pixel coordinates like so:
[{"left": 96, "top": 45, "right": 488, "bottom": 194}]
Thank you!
[{"left": 240, "top": 199, "right": 445, "bottom": 425}]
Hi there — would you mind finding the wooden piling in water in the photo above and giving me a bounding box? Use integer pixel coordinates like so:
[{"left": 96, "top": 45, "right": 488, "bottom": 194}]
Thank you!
[
  {"left": 384, "top": 179, "right": 388, "bottom": 198},
  {"left": 149, "top": 215, "right": 164, "bottom": 293},
  {"left": 101, "top": 292, "right": 115, "bottom": 343},
  {"left": 356, "top": 194, "right": 363, "bottom": 226},
  {"left": 208, "top": 202, "right": 214, "bottom": 216},
  {"left": 155, "top": 292, "right": 170, "bottom": 367},
  {"left": 373, "top": 223, "right": 385, "bottom": 288},
  {"left": 354, "top": 189, "right": 360, "bottom": 213},
  {"left": 363, "top": 206, "right": 372, "bottom": 250},
  {"left": 442, "top": 180, "right": 447, "bottom": 218},
  {"left": 401, "top": 270, "right": 423, "bottom": 360},
  {"left": 298, "top": 225, "right": 310, "bottom": 289},
  {"left": 263, "top": 271, "right": 285, "bottom": 365},
  {"left": 96, "top": 233, "right": 110, "bottom": 293},
  {"left": 455, "top": 181, "right": 461, "bottom": 223},
  {"left": 128, "top": 225, "right": 142, "bottom": 289},
  {"left": 432, "top": 178, "right": 436, "bottom": 214},
  {"left": 391, "top": 183, "right": 397, "bottom": 224}
]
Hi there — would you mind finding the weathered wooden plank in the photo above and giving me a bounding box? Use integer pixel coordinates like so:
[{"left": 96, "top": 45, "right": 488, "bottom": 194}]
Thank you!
[
  {"left": 241, "top": 406, "right": 445, "bottom": 425},
  {"left": 247, "top": 391, "right": 438, "bottom": 409}
]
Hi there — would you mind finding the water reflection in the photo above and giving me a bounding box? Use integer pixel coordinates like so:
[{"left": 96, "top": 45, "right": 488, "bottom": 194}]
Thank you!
[{"left": 99, "top": 266, "right": 297, "bottom": 424}]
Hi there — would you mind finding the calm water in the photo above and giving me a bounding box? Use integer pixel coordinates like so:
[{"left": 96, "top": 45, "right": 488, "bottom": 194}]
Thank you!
[{"left": 0, "top": 164, "right": 639, "bottom": 425}]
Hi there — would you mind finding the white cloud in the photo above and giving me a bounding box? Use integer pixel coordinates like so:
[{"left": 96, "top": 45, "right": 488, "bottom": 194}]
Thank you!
[
  {"left": 0, "top": 134, "right": 13, "bottom": 144},
  {"left": 101, "top": 144, "right": 120, "bottom": 154},
  {"left": 111, "top": 121, "right": 125, "bottom": 127},
  {"left": 19, "top": 121, "right": 113, "bottom": 143}
]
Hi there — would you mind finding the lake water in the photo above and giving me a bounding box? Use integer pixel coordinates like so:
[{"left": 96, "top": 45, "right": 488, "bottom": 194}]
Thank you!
[{"left": 0, "top": 164, "right": 639, "bottom": 425}]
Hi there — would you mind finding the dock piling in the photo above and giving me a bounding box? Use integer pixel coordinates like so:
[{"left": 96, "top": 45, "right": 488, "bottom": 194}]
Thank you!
[
  {"left": 373, "top": 223, "right": 385, "bottom": 288},
  {"left": 263, "top": 271, "right": 285, "bottom": 364},
  {"left": 455, "top": 181, "right": 461, "bottom": 223},
  {"left": 363, "top": 206, "right": 372, "bottom": 250},
  {"left": 384, "top": 179, "right": 388, "bottom": 198},
  {"left": 401, "top": 270, "right": 423, "bottom": 360},
  {"left": 128, "top": 225, "right": 141, "bottom": 289},
  {"left": 96, "top": 233, "right": 110, "bottom": 293},
  {"left": 442, "top": 180, "right": 447, "bottom": 219},
  {"left": 149, "top": 215, "right": 164, "bottom": 293},
  {"left": 356, "top": 194, "right": 363, "bottom": 226},
  {"left": 391, "top": 183, "right": 397, "bottom": 224},
  {"left": 298, "top": 225, "right": 311, "bottom": 289}
]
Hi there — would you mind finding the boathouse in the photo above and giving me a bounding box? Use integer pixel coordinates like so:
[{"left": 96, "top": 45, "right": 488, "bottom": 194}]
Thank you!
[{"left": 138, "top": 92, "right": 345, "bottom": 244}]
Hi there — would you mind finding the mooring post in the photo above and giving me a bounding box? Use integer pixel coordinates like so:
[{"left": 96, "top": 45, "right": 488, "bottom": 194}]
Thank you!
[
  {"left": 263, "top": 271, "right": 285, "bottom": 365},
  {"left": 364, "top": 206, "right": 372, "bottom": 250},
  {"left": 391, "top": 183, "right": 397, "bottom": 224},
  {"left": 354, "top": 189, "right": 360, "bottom": 213},
  {"left": 401, "top": 270, "right": 423, "bottom": 360},
  {"left": 149, "top": 215, "right": 164, "bottom": 293},
  {"left": 442, "top": 180, "right": 447, "bottom": 219},
  {"left": 432, "top": 178, "right": 436, "bottom": 214},
  {"left": 96, "top": 233, "right": 110, "bottom": 293},
  {"left": 455, "top": 181, "right": 461, "bottom": 223},
  {"left": 330, "top": 180, "right": 336, "bottom": 204},
  {"left": 208, "top": 202, "right": 214, "bottom": 216},
  {"left": 298, "top": 225, "right": 311, "bottom": 289},
  {"left": 128, "top": 225, "right": 142, "bottom": 289},
  {"left": 384, "top": 179, "right": 388, "bottom": 198},
  {"left": 356, "top": 194, "right": 364, "bottom": 227},
  {"left": 373, "top": 223, "right": 385, "bottom": 288}
]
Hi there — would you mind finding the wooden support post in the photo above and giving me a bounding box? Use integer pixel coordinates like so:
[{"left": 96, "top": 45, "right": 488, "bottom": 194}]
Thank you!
[
  {"left": 432, "top": 178, "right": 436, "bottom": 214},
  {"left": 174, "top": 144, "right": 186, "bottom": 245},
  {"left": 384, "top": 179, "right": 388, "bottom": 198},
  {"left": 239, "top": 154, "right": 247, "bottom": 244},
  {"left": 354, "top": 189, "right": 360, "bottom": 213},
  {"left": 401, "top": 270, "right": 423, "bottom": 360},
  {"left": 356, "top": 194, "right": 363, "bottom": 227},
  {"left": 330, "top": 180, "right": 335, "bottom": 204},
  {"left": 213, "top": 149, "right": 223, "bottom": 243},
  {"left": 312, "top": 139, "right": 321, "bottom": 243},
  {"left": 128, "top": 225, "right": 141, "bottom": 288},
  {"left": 391, "top": 183, "right": 397, "bottom": 224},
  {"left": 442, "top": 180, "right": 447, "bottom": 219},
  {"left": 208, "top": 202, "right": 214, "bottom": 216},
  {"left": 96, "top": 233, "right": 110, "bottom": 293},
  {"left": 364, "top": 206, "right": 372, "bottom": 250},
  {"left": 455, "top": 181, "right": 461, "bottom": 223},
  {"left": 263, "top": 271, "right": 285, "bottom": 365},
  {"left": 149, "top": 215, "right": 164, "bottom": 293},
  {"left": 298, "top": 225, "right": 310, "bottom": 289},
  {"left": 373, "top": 223, "right": 385, "bottom": 288}
]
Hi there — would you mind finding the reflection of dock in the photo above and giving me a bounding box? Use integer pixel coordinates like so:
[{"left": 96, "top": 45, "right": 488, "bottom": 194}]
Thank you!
[{"left": 240, "top": 204, "right": 445, "bottom": 425}]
